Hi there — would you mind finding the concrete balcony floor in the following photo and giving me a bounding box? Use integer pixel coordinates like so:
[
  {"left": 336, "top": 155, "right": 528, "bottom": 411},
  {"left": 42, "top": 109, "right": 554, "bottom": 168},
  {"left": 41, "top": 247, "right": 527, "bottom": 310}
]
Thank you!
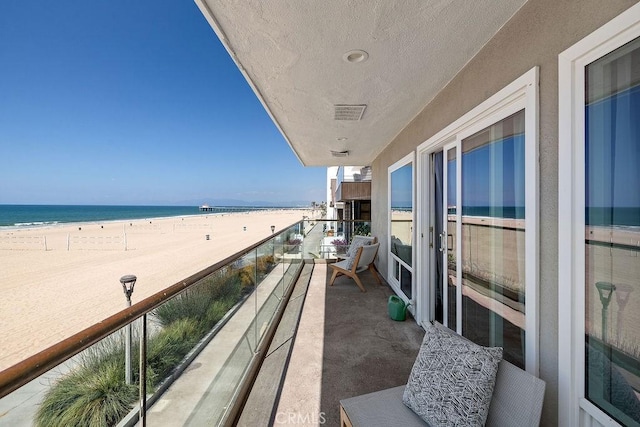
[{"left": 239, "top": 262, "right": 424, "bottom": 426}]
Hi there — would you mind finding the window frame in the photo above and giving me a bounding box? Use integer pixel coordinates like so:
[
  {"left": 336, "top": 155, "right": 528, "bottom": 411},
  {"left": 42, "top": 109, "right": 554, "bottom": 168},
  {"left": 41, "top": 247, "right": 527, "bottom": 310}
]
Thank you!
[
  {"left": 416, "top": 67, "right": 539, "bottom": 374},
  {"left": 558, "top": 4, "right": 640, "bottom": 425}
]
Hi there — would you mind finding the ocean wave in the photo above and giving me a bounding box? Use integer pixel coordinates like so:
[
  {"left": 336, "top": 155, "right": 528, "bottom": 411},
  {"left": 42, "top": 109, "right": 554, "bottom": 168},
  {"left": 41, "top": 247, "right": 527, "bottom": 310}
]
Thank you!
[{"left": 13, "top": 221, "right": 59, "bottom": 227}]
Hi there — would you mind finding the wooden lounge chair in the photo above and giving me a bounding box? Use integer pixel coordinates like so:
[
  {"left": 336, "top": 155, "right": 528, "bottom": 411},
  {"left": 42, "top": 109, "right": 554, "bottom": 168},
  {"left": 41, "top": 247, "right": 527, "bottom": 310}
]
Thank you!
[{"left": 329, "top": 242, "right": 381, "bottom": 292}]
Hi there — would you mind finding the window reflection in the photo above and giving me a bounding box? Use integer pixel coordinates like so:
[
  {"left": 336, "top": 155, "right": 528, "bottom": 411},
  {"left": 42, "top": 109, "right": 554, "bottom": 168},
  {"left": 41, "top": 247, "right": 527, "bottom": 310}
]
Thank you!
[
  {"left": 390, "top": 163, "right": 413, "bottom": 299},
  {"left": 447, "top": 147, "right": 457, "bottom": 330},
  {"left": 461, "top": 110, "right": 526, "bottom": 368},
  {"left": 585, "top": 36, "right": 640, "bottom": 425}
]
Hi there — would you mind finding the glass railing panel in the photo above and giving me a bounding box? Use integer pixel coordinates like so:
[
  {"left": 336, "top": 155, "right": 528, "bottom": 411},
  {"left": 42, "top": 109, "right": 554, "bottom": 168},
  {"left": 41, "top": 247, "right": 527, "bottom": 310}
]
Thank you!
[
  {"left": 300, "top": 220, "right": 322, "bottom": 261},
  {"left": 274, "top": 233, "right": 286, "bottom": 296},
  {"left": 142, "top": 260, "right": 260, "bottom": 426},
  {"left": 253, "top": 289, "right": 281, "bottom": 350},
  {"left": 282, "top": 223, "right": 303, "bottom": 260},
  {"left": 259, "top": 235, "right": 284, "bottom": 300},
  {"left": 0, "top": 325, "right": 144, "bottom": 427},
  {"left": 184, "top": 336, "right": 254, "bottom": 426},
  {"left": 238, "top": 250, "right": 259, "bottom": 350},
  {"left": 313, "top": 219, "right": 373, "bottom": 260},
  {"left": 284, "top": 257, "right": 302, "bottom": 293},
  {"left": 144, "top": 264, "right": 249, "bottom": 406},
  {"left": 142, "top": 258, "right": 261, "bottom": 426},
  {"left": 0, "top": 221, "right": 305, "bottom": 427},
  {"left": 254, "top": 241, "right": 282, "bottom": 347},
  {"left": 0, "top": 364, "right": 72, "bottom": 426}
]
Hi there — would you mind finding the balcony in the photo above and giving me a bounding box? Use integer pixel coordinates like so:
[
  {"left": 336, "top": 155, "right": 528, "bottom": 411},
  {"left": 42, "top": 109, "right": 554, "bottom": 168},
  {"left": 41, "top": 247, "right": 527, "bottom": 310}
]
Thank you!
[
  {"left": 0, "top": 220, "right": 422, "bottom": 426},
  {"left": 196, "top": 261, "right": 422, "bottom": 426},
  {"left": 335, "top": 181, "right": 371, "bottom": 203}
]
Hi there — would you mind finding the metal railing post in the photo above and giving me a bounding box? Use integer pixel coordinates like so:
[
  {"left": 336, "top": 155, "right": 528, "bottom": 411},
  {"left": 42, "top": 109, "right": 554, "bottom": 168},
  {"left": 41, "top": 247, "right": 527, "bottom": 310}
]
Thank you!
[{"left": 139, "top": 313, "right": 147, "bottom": 427}]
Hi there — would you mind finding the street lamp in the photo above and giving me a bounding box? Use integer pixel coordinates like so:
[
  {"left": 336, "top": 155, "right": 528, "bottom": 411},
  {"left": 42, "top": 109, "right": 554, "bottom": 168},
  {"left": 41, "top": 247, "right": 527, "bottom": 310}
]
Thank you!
[
  {"left": 271, "top": 225, "right": 275, "bottom": 233},
  {"left": 120, "top": 274, "right": 137, "bottom": 385},
  {"left": 595, "top": 281, "right": 616, "bottom": 343}
]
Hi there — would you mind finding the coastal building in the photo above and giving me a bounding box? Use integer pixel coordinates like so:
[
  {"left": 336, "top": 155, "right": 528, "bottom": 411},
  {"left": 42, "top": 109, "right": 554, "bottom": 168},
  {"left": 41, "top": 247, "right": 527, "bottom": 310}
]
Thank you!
[
  {"left": 326, "top": 165, "right": 372, "bottom": 224},
  {"left": 196, "top": 1, "right": 640, "bottom": 425}
]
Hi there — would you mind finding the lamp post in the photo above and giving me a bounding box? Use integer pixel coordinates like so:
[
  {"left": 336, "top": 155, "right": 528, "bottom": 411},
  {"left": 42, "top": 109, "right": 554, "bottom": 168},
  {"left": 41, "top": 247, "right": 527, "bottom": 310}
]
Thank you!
[
  {"left": 595, "top": 281, "right": 616, "bottom": 343},
  {"left": 120, "top": 274, "right": 137, "bottom": 385},
  {"left": 595, "top": 281, "right": 616, "bottom": 403},
  {"left": 271, "top": 225, "right": 275, "bottom": 234}
]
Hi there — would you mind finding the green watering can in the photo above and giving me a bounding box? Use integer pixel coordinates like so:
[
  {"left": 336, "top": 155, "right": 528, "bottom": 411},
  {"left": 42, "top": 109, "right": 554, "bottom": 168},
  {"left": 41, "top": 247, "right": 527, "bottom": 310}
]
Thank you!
[{"left": 388, "top": 295, "right": 409, "bottom": 321}]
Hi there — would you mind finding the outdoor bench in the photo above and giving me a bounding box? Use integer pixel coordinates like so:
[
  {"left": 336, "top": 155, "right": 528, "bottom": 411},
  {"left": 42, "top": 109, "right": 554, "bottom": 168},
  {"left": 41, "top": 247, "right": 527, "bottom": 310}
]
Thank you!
[{"left": 340, "top": 323, "right": 546, "bottom": 427}]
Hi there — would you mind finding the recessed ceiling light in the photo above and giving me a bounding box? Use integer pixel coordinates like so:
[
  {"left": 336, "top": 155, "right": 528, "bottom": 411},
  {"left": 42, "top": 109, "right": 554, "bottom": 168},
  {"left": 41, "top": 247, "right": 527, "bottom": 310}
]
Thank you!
[{"left": 343, "top": 50, "right": 368, "bottom": 63}]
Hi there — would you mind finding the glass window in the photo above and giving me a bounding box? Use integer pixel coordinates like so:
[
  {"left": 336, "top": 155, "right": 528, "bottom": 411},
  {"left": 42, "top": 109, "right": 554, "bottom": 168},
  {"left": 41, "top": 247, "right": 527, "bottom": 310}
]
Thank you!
[
  {"left": 446, "top": 147, "right": 458, "bottom": 330},
  {"left": 390, "top": 162, "right": 413, "bottom": 299},
  {"left": 585, "top": 36, "right": 640, "bottom": 425},
  {"left": 461, "top": 110, "right": 526, "bottom": 368}
]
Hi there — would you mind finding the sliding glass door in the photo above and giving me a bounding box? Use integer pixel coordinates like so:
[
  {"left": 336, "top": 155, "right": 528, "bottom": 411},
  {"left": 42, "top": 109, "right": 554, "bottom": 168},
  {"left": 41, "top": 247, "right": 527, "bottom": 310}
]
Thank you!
[
  {"left": 433, "top": 145, "right": 458, "bottom": 330},
  {"left": 583, "top": 35, "right": 640, "bottom": 425},
  {"left": 432, "top": 111, "right": 527, "bottom": 369}
]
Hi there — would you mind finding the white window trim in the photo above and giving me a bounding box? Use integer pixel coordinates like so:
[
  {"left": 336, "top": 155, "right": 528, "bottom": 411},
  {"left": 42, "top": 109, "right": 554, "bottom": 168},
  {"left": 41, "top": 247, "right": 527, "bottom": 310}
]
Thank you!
[
  {"left": 558, "top": 4, "right": 640, "bottom": 426},
  {"left": 388, "top": 152, "right": 415, "bottom": 313},
  {"left": 416, "top": 67, "right": 539, "bottom": 374}
]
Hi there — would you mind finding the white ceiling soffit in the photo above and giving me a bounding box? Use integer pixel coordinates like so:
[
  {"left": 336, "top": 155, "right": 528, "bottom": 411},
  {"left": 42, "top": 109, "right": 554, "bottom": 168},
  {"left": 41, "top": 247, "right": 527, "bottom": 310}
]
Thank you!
[{"left": 196, "top": 0, "right": 527, "bottom": 166}]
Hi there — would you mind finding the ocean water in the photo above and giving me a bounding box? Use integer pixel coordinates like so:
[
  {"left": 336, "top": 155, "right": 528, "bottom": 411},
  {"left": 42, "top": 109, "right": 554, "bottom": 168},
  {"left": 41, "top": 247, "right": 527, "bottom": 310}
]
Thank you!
[
  {"left": 459, "top": 206, "right": 526, "bottom": 219},
  {"left": 0, "top": 205, "right": 275, "bottom": 228},
  {"left": 587, "top": 207, "right": 640, "bottom": 227},
  {"left": 456, "top": 206, "right": 639, "bottom": 227}
]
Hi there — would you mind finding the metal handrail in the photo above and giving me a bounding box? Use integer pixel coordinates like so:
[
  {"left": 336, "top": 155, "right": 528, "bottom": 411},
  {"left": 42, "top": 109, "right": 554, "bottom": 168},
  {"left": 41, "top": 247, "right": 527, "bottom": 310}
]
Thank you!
[{"left": 0, "top": 220, "right": 303, "bottom": 399}]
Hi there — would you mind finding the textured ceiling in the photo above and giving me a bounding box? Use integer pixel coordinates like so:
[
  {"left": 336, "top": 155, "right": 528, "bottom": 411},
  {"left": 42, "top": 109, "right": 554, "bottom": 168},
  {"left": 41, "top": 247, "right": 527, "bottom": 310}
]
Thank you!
[{"left": 196, "top": 0, "right": 527, "bottom": 166}]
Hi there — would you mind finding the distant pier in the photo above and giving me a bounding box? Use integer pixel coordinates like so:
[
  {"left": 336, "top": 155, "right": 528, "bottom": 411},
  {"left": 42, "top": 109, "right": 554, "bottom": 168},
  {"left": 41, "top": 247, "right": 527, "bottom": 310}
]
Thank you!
[{"left": 198, "top": 205, "right": 295, "bottom": 213}]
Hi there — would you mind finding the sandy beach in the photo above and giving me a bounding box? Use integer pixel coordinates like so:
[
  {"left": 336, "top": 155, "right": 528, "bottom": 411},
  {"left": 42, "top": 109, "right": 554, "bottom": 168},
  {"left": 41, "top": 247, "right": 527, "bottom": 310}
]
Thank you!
[{"left": 0, "top": 209, "right": 311, "bottom": 372}]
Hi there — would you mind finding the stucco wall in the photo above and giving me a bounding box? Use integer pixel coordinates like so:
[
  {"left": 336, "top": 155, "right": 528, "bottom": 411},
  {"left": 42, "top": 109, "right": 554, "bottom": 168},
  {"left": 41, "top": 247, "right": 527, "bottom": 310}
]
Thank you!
[{"left": 371, "top": 0, "right": 638, "bottom": 424}]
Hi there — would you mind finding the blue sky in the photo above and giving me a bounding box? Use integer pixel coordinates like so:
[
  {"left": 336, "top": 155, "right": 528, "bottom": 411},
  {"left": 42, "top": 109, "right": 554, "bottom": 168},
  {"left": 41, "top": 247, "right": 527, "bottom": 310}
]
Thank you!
[{"left": 0, "top": 2, "right": 326, "bottom": 206}]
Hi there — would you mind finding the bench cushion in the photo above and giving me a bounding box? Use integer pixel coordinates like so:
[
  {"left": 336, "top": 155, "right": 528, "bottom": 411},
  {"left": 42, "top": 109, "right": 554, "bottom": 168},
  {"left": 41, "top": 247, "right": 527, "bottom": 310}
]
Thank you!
[
  {"left": 340, "top": 386, "right": 426, "bottom": 426},
  {"left": 402, "top": 322, "right": 502, "bottom": 426},
  {"left": 341, "top": 360, "right": 546, "bottom": 427}
]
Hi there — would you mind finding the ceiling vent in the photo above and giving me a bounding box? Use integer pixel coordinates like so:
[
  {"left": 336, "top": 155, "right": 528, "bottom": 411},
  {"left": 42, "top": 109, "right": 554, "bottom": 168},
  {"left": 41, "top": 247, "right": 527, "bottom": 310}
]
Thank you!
[
  {"left": 334, "top": 104, "right": 366, "bottom": 121},
  {"left": 331, "top": 150, "right": 350, "bottom": 157}
]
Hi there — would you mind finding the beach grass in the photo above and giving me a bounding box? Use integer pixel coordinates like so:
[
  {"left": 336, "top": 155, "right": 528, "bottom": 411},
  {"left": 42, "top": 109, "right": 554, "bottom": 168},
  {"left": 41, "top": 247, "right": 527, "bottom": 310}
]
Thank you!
[
  {"left": 35, "top": 339, "right": 137, "bottom": 427},
  {"left": 153, "top": 268, "right": 243, "bottom": 329},
  {"left": 34, "top": 254, "right": 281, "bottom": 426}
]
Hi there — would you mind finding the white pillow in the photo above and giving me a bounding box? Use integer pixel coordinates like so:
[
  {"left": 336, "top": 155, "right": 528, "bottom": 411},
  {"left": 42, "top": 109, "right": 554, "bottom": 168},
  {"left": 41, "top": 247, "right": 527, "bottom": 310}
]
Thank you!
[{"left": 345, "top": 239, "right": 371, "bottom": 270}]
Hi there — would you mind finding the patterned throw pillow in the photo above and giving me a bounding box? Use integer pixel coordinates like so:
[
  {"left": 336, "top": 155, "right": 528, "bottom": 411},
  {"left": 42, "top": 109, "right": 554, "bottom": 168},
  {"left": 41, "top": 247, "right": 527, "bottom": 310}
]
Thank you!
[
  {"left": 402, "top": 322, "right": 503, "bottom": 426},
  {"left": 345, "top": 239, "right": 371, "bottom": 270}
]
